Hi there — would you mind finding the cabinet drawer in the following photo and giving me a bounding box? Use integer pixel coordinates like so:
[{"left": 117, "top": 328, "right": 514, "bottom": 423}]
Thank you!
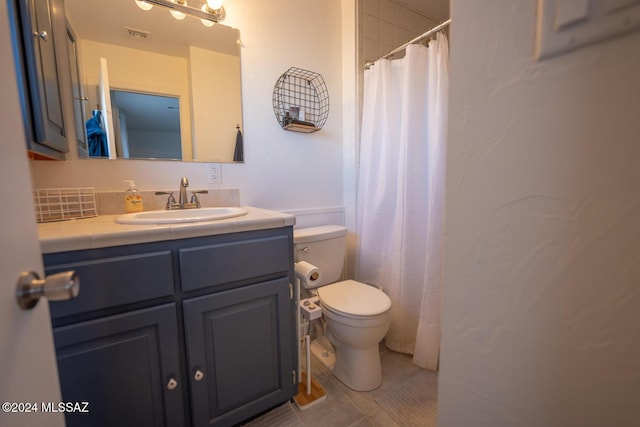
[
  {"left": 47, "top": 251, "right": 174, "bottom": 319},
  {"left": 180, "top": 235, "right": 290, "bottom": 292}
]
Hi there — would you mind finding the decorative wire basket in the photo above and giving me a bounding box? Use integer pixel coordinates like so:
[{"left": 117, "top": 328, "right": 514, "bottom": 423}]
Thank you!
[
  {"left": 272, "top": 67, "right": 329, "bottom": 133},
  {"left": 33, "top": 187, "right": 97, "bottom": 223}
]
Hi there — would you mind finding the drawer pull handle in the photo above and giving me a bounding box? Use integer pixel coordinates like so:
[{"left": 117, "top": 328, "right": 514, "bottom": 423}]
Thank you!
[
  {"left": 194, "top": 370, "right": 204, "bottom": 381},
  {"left": 166, "top": 378, "right": 178, "bottom": 391}
]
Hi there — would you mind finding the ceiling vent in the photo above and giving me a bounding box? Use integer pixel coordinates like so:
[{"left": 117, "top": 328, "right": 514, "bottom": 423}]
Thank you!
[{"left": 125, "top": 27, "right": 151, "bottom": 40}]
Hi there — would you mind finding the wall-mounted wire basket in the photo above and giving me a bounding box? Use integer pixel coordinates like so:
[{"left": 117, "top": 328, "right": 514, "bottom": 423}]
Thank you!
[{"left": 272, "top": 67, "right": 329, "bottom": 133}]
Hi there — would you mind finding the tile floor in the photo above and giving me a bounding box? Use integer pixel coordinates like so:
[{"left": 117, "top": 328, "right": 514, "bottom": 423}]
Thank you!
[{"left": 285, "top": 344, "right": 433, "bottom": 426}]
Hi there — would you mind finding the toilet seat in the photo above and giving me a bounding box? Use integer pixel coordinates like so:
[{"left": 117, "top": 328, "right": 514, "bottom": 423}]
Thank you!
[{"left": 317, "top": 280, "right": 391, "bottom": 317}]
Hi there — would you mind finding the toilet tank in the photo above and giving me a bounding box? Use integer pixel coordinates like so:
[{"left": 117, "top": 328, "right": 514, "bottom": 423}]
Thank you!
[{"left": 293, "top": 225, "right": 347, "bottom": 288}]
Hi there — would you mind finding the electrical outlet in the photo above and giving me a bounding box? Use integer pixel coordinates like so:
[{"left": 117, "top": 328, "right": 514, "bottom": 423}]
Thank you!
[{"left": 207, "top": 163, "right": 221, "bottom": 184}]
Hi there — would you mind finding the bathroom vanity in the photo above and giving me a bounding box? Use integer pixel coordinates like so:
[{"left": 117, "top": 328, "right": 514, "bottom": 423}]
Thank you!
[{"left": 39, "top": 207, "right": 297, "bottom": 427}]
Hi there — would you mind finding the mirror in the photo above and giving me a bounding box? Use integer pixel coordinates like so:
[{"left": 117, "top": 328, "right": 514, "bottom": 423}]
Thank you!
[{"left": 65, "top": 0, "right": 243, "bottom": 162}]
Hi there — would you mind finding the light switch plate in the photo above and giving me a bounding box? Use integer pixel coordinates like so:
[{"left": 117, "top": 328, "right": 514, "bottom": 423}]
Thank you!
[{"left": 536, "top": 0, "right": 640, "bottom": 60}]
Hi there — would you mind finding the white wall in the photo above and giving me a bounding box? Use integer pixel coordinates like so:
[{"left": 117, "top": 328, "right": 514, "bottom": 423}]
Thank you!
[
  {"left": 439, "top": 1, "right": 640, "bottom": 427},
  {"left": 127, "top": 130, "right": 181, "bottom": 159},
  {"left": 29, "top": 0, "right": 347, "bottom": 214}
]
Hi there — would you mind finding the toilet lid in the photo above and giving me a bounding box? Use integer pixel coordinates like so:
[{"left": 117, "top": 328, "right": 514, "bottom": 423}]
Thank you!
[{"left": 318, "top": 280, "right": 391, "bottom": 316}]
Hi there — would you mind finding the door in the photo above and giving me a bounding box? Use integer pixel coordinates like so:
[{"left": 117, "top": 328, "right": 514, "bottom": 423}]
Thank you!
[
  {"left": 98, "top": 57, "right": 117, "bottom": 158},
  {"left": 53, "top": 304, "right": 185, "bottom": 427},
  {"left": 0, "top": 3, "right": 64, "bottom": 427},
  {"left": 183, "top": 278, "right": 295, "bottom": 427},
  {"left": 66, "top": 24, "right": 88, "bottom": 157},
  {"left": 30, "top": 0, "right": 66, "bottom": 151}
]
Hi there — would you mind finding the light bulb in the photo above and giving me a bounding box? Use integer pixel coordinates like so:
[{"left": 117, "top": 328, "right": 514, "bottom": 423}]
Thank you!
[
  {"left": 200, "top": 4, "right": 214, "bottom": 26},
  {"left": 170, "top": 10, "right": 186, "bottom": 19},
  {"left": 170, "top": 0, "right": 187, "bottom": 20},
  {"left": 206, "top": 0, "right": 223, "bottom": 10},
  {"left": 135, "top": 0, "right": 153, "bottom": 11}
]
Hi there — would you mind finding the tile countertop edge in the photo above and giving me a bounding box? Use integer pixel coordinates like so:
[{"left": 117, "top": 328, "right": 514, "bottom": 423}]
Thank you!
[{"left": 38, "top": 206, "right": 296, "bottom": 254}]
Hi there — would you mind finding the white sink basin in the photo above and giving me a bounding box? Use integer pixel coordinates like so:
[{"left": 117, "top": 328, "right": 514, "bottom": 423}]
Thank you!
[{"left": 115, "top": 207, "right": 248, "bottom": 225}]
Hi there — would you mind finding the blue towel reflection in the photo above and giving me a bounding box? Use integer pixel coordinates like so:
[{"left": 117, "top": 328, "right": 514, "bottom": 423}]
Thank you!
[{"left": 86, "top": 110, "right": 108, "bottom": 157}]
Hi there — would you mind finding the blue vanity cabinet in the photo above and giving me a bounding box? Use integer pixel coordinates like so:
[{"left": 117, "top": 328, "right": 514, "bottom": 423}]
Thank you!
[
  {"left": 184, "top": 277, "right": 295, "bottom": 427},
  {"left": 43, "top": 227, "right": 297, "bottom": 427},
  {"left": 45, "top": 249, "right": 184, "bottom": 427},
  {"left": 178, "top": 231, "right": 297, "bottom": 427}
]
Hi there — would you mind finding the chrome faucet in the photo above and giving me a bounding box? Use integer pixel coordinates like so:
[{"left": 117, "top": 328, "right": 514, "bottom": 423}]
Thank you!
[
  {"left": 155, "top": 177, "right": 208, "bottom": 210},
  {"left": 179, "top": 177, "right": 189, "bottom": 206}
]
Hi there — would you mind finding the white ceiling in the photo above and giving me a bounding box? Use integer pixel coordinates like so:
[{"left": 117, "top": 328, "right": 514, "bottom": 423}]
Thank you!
[
  {"left": 400, "top": 0, "right": 450, "bottom": 22},
  {"left": 65, "top": 0, "right": 240, "bottom": 58}
]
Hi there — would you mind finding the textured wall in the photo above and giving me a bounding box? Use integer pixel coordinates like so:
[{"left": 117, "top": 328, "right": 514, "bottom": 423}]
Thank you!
[{"left": 439, "top": 1, "right": 640, "bottom": 426}]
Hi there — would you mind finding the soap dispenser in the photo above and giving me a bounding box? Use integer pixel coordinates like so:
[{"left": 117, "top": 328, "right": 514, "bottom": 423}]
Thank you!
[{"left": 124, "top": 180, "right": 144, "bottom": 213}]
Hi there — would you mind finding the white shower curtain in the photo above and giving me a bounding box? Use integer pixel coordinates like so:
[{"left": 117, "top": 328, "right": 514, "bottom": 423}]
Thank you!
[{"left": 356, "top": 34, "right": 449, "bottom": 371}]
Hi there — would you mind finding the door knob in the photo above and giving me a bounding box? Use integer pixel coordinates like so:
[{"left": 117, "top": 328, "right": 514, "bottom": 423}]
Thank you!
[
  {"left": 194, "top": 370, "right": 204, "bottom": 381},
  {"left": 33, "top": 30, "right": 48, "bottom": 41},
  {"left": 166, "top": 378, "right": 178, "bottom": 391},
  {"left": 16, "top": 271, "right": 79, "bottom": 310}
]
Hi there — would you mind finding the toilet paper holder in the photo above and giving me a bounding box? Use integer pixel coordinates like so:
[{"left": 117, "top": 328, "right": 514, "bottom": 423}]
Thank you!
[
  {"left": 294, "top": 261, "right": 321, "bottom": 284},
  {"left": 300, "top": 297, "right": 322, "bottom": 320}
]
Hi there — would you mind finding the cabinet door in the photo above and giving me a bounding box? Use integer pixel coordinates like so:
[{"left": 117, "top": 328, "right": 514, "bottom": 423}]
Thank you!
[
  {"left": 9, "top": 0, "right": 68, "bottom": 158},
  {"left": 53, "top": 304, "right": 185, "bottom": 427},
  {"left": 31, "top": 0, "right": 66, "bottom": 150},
  {"left": 184, "top": 278, "right": 295, "bottom": 427}
]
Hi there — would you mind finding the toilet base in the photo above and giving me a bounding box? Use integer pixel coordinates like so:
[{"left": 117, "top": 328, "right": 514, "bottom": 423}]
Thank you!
[
  {"left": 310, "top": 336, "right": 383, "bottom": 392},
  {"left": 310, "top": 336, "right": 335, "bottom": 371},
  {"left": 333, "top": 345, "right": 382, "bottom": 391}
]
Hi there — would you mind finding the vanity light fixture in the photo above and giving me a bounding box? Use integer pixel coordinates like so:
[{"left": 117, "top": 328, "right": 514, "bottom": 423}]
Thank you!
[
  {"left": 135, "top": 0, "right": 226, "bottom": 26},
  {"left": 200, "top": 4, "right": 214, "bottom": 27},
  {"left": 135, "top": 0, "right": 154, "bottom": 11},
  {"left": 205, "top": 0, "right": 223, "bottom": 10},
  {"left": 170, "top": 0, "right": 187, "bottom": 20}
]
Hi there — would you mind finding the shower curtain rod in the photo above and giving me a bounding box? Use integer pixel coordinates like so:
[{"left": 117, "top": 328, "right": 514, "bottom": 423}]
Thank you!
[{"left": 365, "top": 18, "right": 451, "bottom": 69}]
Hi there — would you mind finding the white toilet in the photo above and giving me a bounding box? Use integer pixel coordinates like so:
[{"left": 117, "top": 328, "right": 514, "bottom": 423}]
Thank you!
[{"left": 294, "top": 225, "right": 392, "bottom": 391}]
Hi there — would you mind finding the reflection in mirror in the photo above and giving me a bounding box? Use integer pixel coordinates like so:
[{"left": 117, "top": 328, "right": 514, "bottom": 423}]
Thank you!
[
  {"left": 66, "top": 26, "right": 89, "bottom": 154},
  {"left": 65, "top": 0, "right": 243, "bottom": 162},
  {"left": 111, "top": 90, "right": 182, "bottom": 160}
]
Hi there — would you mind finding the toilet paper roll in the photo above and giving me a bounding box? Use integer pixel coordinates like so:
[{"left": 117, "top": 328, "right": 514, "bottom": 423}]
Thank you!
[{"left": 295, "top": 261, "right": 321, "bottom": 285}]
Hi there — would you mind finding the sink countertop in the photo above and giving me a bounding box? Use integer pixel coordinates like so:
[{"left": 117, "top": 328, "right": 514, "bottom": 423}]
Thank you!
[{"left": 38, "top": 206, "right": 296, "bottom": 254}]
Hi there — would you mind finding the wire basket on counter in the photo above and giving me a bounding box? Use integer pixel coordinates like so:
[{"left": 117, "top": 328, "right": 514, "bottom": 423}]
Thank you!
[{"left": 33, "top": 187, "right": 97, "bottom": 223}]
